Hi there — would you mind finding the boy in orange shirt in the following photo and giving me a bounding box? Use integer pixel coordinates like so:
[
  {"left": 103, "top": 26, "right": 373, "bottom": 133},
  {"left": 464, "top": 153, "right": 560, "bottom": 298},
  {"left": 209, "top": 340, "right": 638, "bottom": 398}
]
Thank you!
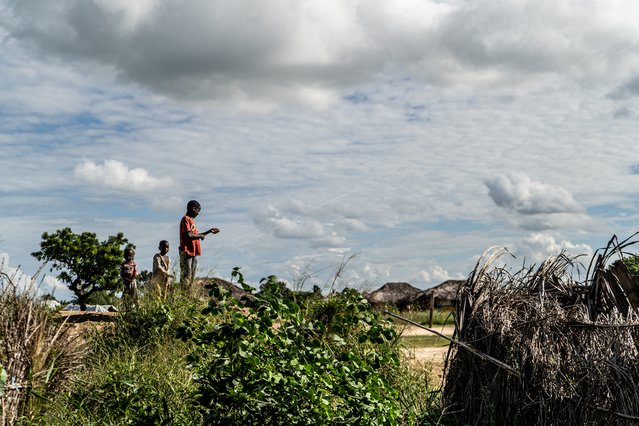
[{"left": 179, "top": 200, "right": 219, "bottom": 286}]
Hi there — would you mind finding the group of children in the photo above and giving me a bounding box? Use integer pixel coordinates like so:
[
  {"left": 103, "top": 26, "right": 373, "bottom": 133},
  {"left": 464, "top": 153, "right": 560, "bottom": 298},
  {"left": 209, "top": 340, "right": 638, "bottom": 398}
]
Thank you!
[{"left": 120, "top": 200, "right": 220, "bottom": 303}]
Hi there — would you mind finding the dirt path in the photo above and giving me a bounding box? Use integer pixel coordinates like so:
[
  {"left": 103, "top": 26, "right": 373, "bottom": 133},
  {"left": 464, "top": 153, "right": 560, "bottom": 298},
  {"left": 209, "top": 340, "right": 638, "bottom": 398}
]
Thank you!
[
  {"left": 397, "top": 324, "right": 456, "bottom": 382},
  {"left": 398, "top": 324, "right": 455, "bottom": 337}
]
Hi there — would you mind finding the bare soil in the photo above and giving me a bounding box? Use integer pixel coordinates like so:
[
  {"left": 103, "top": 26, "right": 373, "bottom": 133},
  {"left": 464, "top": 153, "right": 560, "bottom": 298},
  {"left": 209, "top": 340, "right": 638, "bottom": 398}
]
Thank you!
[
  {"left": 398, "top": 324, "right": 455, "bottom": 383},
  {"left": 399, "top": 324, "right": 455, "bottom": 337}
]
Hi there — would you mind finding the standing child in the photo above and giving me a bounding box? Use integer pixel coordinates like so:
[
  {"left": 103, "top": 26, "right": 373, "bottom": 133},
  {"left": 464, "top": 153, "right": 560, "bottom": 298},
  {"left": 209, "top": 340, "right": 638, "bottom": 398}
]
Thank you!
[
  {"left": 121, "top": 246, "right": 138, "bottom": 304},
  {"left": 152, "top": 240, "right": 173, "bottom": 299},
  {"left": 179, "top": 200, "right": 220, "bottom": 286}
]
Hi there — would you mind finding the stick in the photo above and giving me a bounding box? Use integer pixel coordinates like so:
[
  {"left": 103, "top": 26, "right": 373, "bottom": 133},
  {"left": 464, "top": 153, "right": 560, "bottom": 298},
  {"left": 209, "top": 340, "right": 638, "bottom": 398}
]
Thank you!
[{"left": 385, "top": 310, "right": 521, "bottom": 378}]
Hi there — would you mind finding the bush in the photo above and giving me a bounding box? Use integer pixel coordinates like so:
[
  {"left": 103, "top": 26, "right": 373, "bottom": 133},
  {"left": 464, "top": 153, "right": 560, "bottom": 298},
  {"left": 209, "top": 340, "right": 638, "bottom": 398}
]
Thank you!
[
  {"left": 42, "top": 289, "right": 204, "bottom": 425},
  {"left": 94, "top": 288, "right": 203, "bottom": 351},
  {"left": 181, "top": 269, "right": 406, "bottom": 425},
  {"left": 45, "top": 343, "right": 200, "bottom": 425}
]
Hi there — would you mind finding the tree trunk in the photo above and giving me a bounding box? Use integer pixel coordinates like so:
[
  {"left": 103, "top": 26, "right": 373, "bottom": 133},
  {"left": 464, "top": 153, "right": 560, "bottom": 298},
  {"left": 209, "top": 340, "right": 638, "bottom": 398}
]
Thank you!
[{"left": 78, "top": 295, "right": 88, "bottom": 311}]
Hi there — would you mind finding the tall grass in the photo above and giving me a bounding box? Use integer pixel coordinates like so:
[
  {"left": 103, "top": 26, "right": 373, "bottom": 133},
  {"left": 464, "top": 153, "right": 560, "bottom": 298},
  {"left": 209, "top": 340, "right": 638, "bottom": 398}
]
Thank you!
[
  {"left": 0, "top": 266, "right": 85, "bottom": 424},
  {"left": 45, "top": 341, "right": 200, "bottom": 425},
  {"left": 42, "top": 287, "right": 205, "bottom": 425}
]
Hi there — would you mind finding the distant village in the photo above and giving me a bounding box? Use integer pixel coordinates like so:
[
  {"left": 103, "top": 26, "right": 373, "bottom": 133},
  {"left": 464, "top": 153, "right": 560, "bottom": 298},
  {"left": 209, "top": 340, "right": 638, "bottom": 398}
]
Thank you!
[
  {"left": 363, "top": 279, "right": 462, "bottom": 311},
  {"left": 51, "top": 279, "right": 464, "bottom": 314}
]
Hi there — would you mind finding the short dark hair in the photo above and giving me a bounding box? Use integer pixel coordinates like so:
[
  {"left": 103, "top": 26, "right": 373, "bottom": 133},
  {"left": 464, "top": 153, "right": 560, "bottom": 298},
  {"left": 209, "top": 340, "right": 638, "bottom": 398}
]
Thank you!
[
  {"left": 159, "top": 240, "right": 169, "bottom": 248},
  {"left": 187, "top": 200, "right": 201, "bottom": 211}
]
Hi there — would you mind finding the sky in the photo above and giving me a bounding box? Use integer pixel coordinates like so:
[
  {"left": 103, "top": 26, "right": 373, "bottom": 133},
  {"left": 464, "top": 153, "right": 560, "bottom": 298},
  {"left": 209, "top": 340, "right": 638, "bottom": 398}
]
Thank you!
[{"left": 2, "top": 0, "right": 639, "bottom": 300}]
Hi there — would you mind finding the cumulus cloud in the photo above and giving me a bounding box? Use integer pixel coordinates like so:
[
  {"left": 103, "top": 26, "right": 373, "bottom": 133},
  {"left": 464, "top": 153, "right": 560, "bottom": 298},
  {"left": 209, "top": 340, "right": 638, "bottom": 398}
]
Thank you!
[
  {"left": 0, "top": 252, "right": 69, "bottom": 297},
  {"left": 516, "top": 233, "right": 593, "bottom": 263},
  {"left": 253, "top": 204, "right": 338, "bottom": 242},
  {"left": 414, "top": 265, "right": 462, "bottom": 285},
  {"left": 336, "top": 218, "right": 370, "bottom": 232},
  {"left": 4, "top": 0, "right": 639, "bottom": 105},
  {"left": 485, "top": 172, "right": 582, "bottom": 215},
  {"left": 74, "top": 159, "right": 172, "bottom": 192},
  {"left": 151, "top": 196, "right": 183, "bottom": 211}
]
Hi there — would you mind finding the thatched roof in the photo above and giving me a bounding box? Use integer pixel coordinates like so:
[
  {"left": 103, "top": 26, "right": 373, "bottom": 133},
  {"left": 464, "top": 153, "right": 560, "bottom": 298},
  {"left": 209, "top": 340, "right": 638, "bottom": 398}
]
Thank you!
[
  {"left": 444, "top": 238, "right": 639, "bottom": 424},
  {"left": 205, "top": 277, "right": 255, "bottom": 302},
  {"left": 422, "top": 279, "right": 463, "bottom": 302},
  {"left": 364, "top": 282, "right": 422, "bottom": 306}
]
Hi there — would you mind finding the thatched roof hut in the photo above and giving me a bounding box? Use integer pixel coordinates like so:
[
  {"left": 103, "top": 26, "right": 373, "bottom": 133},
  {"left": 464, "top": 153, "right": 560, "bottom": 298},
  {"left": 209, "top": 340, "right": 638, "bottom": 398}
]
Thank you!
[
  {"left": 364, "top": 282, "right": 422, "bottom": 310},
  {"left": 413, "top": 279, "right": 463, "bottom": 309},
  {"left": 444, "top": 237, "right": 639, "bottom": 424},
  {"left": 204, "top": 277, "right": 255, "bottom": 302}
]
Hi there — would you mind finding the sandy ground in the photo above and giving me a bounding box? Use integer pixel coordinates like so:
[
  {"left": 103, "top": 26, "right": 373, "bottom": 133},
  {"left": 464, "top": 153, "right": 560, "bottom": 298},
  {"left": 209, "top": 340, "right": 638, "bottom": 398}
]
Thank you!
[
  {"left": 398, "top": 324, "right": 456, "bottom": 382},
  {"left": 398, "top": 324, "right": 455, "bottom": 337}
]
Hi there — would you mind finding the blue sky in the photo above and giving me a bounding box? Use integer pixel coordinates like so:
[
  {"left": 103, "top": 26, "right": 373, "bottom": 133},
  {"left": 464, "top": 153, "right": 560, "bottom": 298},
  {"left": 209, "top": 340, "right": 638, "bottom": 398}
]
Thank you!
[{"left": 2, "top": 0, "right": 639, "bottom": 299}]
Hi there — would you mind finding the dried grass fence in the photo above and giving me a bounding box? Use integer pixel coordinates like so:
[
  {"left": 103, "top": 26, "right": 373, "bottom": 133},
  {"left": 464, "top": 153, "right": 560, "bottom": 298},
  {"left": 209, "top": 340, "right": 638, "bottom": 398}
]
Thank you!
[
  {"left": 0, "top": 264, "right": 85, "bottom": 425},
  {"left": 444, "top": 235, "right": 639, "bottom": 424}
]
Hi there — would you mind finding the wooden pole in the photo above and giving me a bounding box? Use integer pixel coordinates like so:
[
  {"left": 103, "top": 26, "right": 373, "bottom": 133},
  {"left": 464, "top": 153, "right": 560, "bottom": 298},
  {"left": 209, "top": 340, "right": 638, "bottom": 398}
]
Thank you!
[{"left": 428, "top": 292, "right": 435, "bottom": 328}]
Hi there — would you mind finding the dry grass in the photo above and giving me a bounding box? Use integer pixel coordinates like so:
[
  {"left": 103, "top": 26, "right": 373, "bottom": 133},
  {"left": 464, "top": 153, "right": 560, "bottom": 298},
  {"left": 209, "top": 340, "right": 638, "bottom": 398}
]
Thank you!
[
  {"left": 0, "top": 266, "right": 87, "bottom": 425},
  {"left": 444, "top": 236, "right": 639, "bottom": 424}
]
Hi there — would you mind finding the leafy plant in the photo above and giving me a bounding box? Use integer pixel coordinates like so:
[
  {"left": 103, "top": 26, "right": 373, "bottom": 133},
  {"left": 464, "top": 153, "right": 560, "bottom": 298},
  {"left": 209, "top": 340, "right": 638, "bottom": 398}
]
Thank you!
[
  {"left": 623, "top": 254, "right": 639, "bottom": 277},
  {"left": 31, "top": 227, "right": 129, "bottom": 310},
  {"left": 0, "top": 363, "right": 6, "bottom": 397},
  {"left": 181, "top": 268, "right": 404, "bottom": 425}
]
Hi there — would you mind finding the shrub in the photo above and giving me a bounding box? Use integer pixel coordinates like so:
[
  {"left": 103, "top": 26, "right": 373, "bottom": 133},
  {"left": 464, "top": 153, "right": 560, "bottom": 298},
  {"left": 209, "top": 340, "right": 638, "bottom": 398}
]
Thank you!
[
  {"left": 181, "top": 268, "right": 404, "bottom": 425},
  {"left": 94, "top": 288, "right": 203, "bottom": 351},
  {"left": 43, "top": 289, "right": 204, "bottom": 425}
]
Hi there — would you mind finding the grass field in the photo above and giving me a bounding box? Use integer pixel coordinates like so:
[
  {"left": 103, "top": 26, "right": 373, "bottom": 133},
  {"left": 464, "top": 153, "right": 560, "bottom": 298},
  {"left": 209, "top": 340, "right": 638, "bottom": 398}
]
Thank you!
[
  {"left": 385, "top": 309, "right": 455, "bottom": 328},
  {"left": 399, "top": 335, "right": 450, "bottom": 348}
]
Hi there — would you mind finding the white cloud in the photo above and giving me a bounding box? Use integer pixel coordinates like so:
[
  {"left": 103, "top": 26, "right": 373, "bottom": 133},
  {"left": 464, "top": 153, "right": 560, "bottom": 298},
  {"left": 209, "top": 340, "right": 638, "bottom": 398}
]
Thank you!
[
  {"left": 516, "top": 233, "right": 593, "bottom": 263},
  {"left": 4, "top": 0, "right": 639, "bottom": 301},
  {"left": 337, "top": 218, "right": 370, "bottom": 232},
  {"left": 485, "top": 172, "right": 582, "bottom": 215},
  {"left": 252, "top": 204, "right": 351, "bottom": 248},
  {"left": 151, "top": 196, "right": 183, "bottom": 212},
  {"left": 74, "top": 159, "right": 172, "bottom": 192},
  {"left": 0, "top": 252, "right": 70, "bottom": 298},
  {"left": 414, "top": 265, "right": 463, "bottom": 286}
]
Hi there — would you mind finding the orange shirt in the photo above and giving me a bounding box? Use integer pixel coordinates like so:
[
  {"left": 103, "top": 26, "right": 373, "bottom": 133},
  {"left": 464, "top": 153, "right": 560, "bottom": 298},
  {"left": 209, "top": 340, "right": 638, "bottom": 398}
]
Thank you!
[{"left": 179, "top": 215, "right": 201, "bottom": 257}]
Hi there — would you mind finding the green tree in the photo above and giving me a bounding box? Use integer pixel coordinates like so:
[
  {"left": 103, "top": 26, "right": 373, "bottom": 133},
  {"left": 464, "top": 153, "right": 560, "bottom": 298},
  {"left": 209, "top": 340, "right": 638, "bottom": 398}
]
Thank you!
[{"left": 32, "top": 228, "right": 129, "bottom": 311}]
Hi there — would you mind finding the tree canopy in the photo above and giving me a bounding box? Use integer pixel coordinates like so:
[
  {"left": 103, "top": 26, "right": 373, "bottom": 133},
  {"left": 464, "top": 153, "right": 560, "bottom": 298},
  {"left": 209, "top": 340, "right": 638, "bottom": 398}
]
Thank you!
[{"left": 32, "top": 227, "right": 129, "bottom": 310}]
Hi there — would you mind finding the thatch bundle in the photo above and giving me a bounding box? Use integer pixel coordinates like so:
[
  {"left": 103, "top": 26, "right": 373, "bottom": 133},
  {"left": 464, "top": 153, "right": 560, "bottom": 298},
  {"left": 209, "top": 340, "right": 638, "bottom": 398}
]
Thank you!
[{"left": 444, "top": 236, "right": 639, "bottom": 425}]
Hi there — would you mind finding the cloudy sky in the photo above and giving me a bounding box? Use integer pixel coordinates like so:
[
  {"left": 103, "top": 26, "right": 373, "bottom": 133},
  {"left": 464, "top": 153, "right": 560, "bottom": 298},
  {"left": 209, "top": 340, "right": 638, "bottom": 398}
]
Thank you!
[{"left": 2, "top": 0, "right": 639, "bottom": 299}]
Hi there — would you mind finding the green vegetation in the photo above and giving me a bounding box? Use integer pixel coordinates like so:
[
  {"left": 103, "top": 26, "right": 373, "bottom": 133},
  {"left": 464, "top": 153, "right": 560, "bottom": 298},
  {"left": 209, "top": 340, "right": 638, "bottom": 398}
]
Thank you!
[
  {"left": 44, "top": 286, "right": 204, "bottom": 425},
  {"left": 0, "top": 364, "right": 5, "bottom": 398},
  {"left": 183, "top": 269, "right": 410, "bottom": 425},
  {"left": 2, "top": 263, "right": 444, "bottom": 425},
  {"left": 623, "top": 254, "right": 639, "bottom": 276},
  {"left": 31, "top": 228, "right": 130, "bottom": 310}
]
